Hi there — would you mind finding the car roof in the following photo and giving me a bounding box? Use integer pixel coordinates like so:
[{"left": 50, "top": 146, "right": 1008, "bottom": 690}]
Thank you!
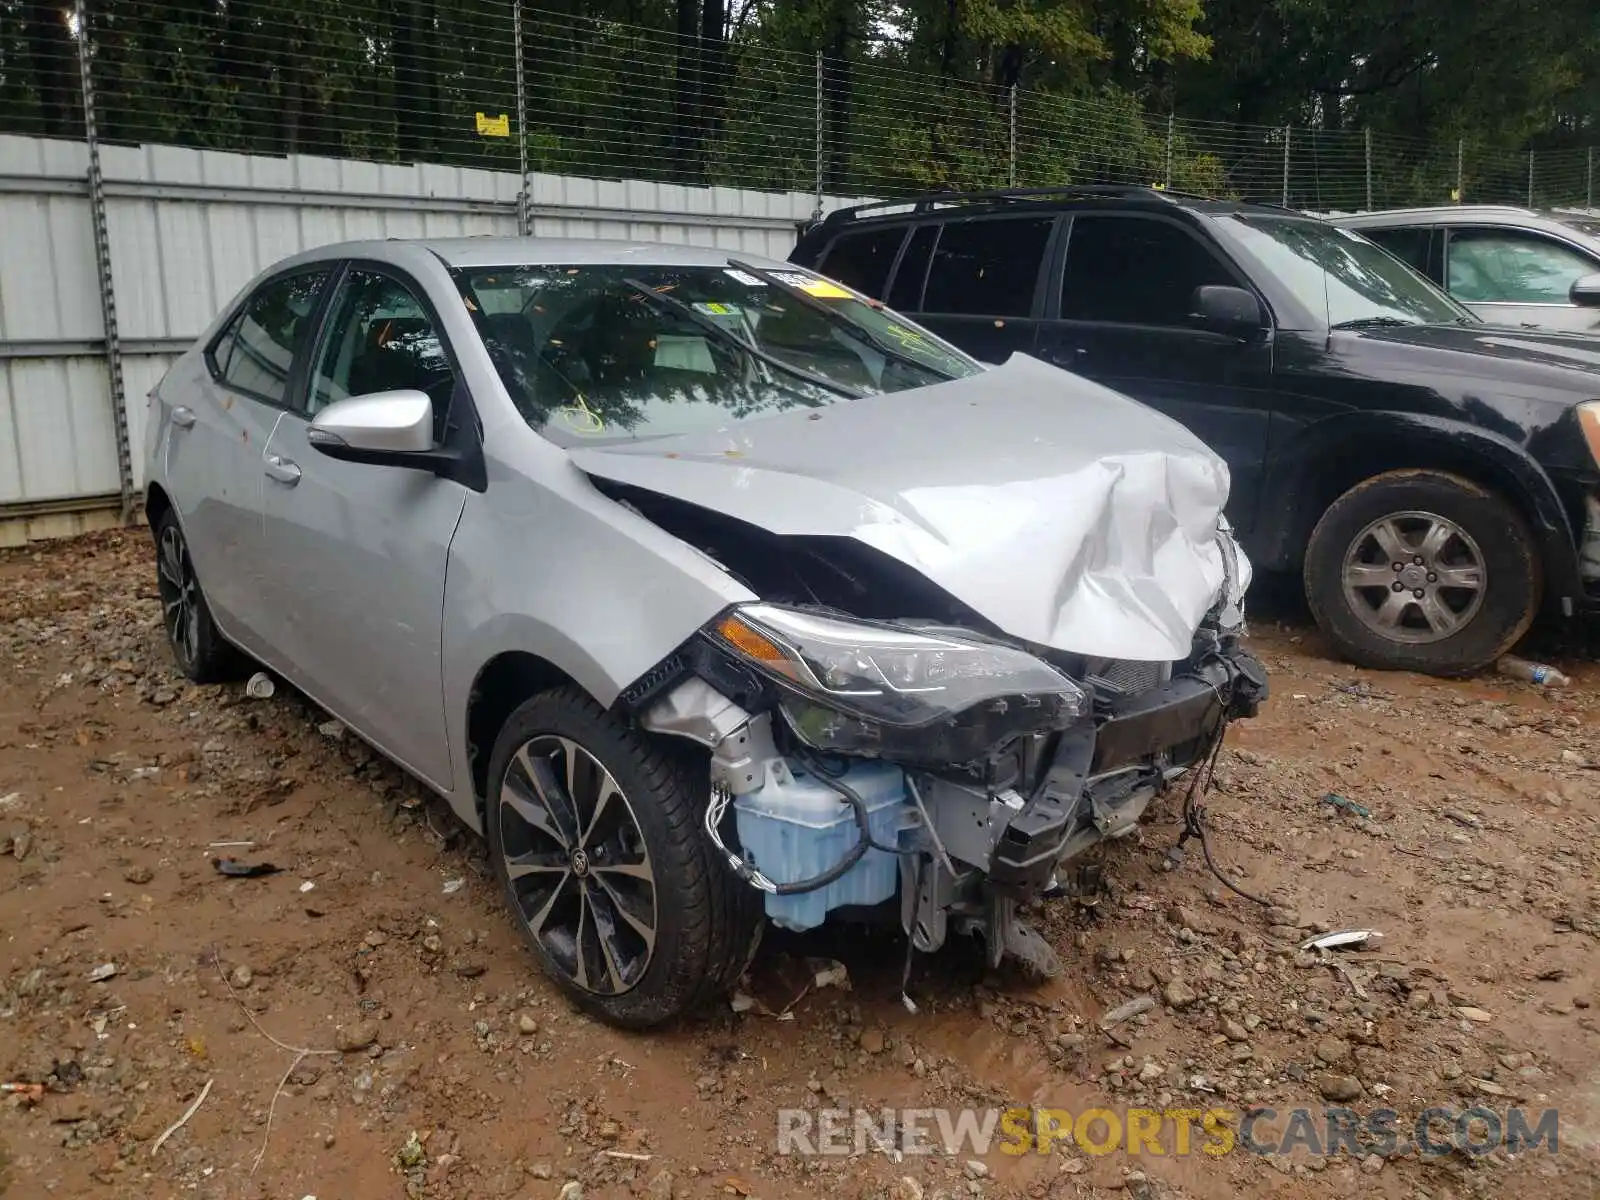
[
  {"left": 1333, "top": 205, "right": 1565, "bottom": 227},
  {"left": 286, "top": 237, "right": 794, "bottom": 271},
  {"left": 813, "top": 186, "right": 1298, "bottom": 233}
]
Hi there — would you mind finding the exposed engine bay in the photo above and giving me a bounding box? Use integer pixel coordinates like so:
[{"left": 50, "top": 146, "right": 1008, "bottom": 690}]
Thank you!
[{"left": 608, "top": 480, "right": 1269, "bottom": 983}]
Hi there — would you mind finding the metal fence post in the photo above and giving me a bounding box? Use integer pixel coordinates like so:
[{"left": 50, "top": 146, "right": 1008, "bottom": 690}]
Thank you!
[
  {"left": 74, "top": 0, "right": 134, "bottom": 525},
  {"left": 1008, "top": 85, "right": 1017, "bottom": 187},
  {"left": 1456, "top": 138, "right": 1464, "bottom": 202},
  {"left": 813, "top": 52, "right": 823, "bottom": 220},
  {"left": 1527, "top": 149, "right": 1534, "bottom": 208},
  {"left": 1165, "top": 113, "right": 1174, "bottom": 190},
  {"left": 1364, "top": 128, "right": 1372, "bottom": 210},
  {"left": 513, "top": 0, "right": 529, "bottom": 235},
  {"left": 1588, "top": 147, "right": 1594, "bottom": 210},
  {"left": 1281, "top": 125, "right": 1290, "bottom": 206}
]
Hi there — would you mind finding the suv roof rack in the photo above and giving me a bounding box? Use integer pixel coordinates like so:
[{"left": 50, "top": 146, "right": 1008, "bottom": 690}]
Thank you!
[{"left": 818, "top": 184, "right": 1213, "bottom": 227}]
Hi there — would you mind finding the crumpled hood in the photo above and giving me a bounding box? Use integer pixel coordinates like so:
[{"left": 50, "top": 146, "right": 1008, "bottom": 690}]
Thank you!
[{"left": 571, "top": 354, "right": 1247, "bottom": 660}]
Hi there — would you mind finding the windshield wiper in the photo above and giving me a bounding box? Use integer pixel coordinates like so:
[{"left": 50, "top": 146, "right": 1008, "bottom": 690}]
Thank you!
[
  {"left": 726, "top": 257, "right": 961, "bottom": 382},
  {"left": 1331, "top": 316, "right": 1421, "bottom": 330},
  {"left": 620, "top": 277, "right": 863, "bottom": 400}
]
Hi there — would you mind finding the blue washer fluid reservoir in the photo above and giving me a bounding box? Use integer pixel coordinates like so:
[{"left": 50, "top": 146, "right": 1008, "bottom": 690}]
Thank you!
[{"left": 731, "top": 758, "right": 910, "bottom": 931}]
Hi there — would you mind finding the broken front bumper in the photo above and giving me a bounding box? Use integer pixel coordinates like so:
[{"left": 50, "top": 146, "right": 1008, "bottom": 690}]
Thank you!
[{"left": 985, "top": 644, "right": 1268, "bottom": 897}]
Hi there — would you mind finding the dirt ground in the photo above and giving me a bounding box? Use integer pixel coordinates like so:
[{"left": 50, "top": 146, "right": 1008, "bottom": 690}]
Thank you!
[{"left": 2, "top": 529, "right": 1599, "bottom": 1200}]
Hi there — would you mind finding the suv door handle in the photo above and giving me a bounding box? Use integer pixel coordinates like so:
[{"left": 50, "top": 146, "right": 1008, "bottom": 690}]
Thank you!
[
  {"left": 264, "top": 454, "right": 301, "bottom": 486},
  {"left": 171, "top": 406, "right": 196, "bottom": 429}
]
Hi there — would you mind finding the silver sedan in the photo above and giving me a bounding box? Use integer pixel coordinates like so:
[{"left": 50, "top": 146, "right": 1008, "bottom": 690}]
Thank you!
[{"left": 144, "top": 238, "right": 1262, "bottom": 1027}]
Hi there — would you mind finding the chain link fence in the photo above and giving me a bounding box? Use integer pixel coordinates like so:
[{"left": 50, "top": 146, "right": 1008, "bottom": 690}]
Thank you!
[{"left": 2, "top": 0, "right": 1596, "bottom": 210}]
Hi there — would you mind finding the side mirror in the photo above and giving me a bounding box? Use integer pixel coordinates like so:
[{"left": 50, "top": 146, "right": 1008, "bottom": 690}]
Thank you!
[
  {"left": 1569, "top": 272, "right": 1600, "bottom": 308},
  {"left": 308, "top": 389, "right": 435, "bottom": 456},
  {"left": 1189, "top": 284, "right": 1265, "bottom": 337}
]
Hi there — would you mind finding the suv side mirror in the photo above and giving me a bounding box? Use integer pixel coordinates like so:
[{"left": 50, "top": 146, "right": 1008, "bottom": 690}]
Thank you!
[
  {"left": 1570, "top": 272, "right": 1600, "bottom": 308},
  {"left": 1190, "top": 284, "right": 1265, "bottom": 337}
]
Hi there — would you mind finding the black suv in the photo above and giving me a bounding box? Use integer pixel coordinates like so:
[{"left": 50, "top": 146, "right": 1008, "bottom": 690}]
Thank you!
[{"left": 791, "top": 186, "right": 1600, "bottom": 676}]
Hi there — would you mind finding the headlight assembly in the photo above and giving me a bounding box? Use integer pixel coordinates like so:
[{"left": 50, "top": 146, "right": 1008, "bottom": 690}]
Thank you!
[{"left": 708, "top": 603, "right": 1087, "bottom": 764}]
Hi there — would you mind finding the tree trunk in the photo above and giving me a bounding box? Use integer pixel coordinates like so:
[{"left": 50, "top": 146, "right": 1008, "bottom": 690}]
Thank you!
[
  {"left": 21, "top": 0, "right": 77, "bottom": 138},
  {"left": 823, "top": 6, "right": 850, "bottom": 192},
  {"left": 393, "top": 0, "right": 436, "bottom": 161},
  {"left": 698, "top": 0, "right": 726, "bottom": 158},
  {"left": 674, "top": 0, "right": 699, "bottom": 171}
]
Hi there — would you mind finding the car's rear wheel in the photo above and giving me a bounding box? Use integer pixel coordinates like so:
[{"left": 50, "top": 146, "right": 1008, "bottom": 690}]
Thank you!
[
  {"left": 486, "top": 688, "right": 762, "bottom": 1029},
  {"left": 153, "top": 509, "right": 245, "bottom": 683},
  {"left": 1304, "top": 470, "right": 1539, "bottom": 676}
]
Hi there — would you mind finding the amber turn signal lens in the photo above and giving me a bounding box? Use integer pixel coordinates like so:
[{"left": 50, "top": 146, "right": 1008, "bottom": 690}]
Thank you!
[
  {"left": 715, "top": 614, "right": 786, "bottom": 664},
  {"left": 1579, "top": 403, "right": 1600, "bottom": 470}
]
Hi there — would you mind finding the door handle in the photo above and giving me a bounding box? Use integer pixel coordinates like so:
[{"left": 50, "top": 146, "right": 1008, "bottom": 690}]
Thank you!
[
  {"left": 264, "top": 454, "right": 301, "bottom": 486},
  {"left": 171, "top": 406, "right": 196, "bottom": 429}
]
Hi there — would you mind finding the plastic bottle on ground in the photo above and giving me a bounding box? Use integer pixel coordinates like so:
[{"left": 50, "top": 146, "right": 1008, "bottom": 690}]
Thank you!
[{"left": 1495, "top": 655, "right": 1571, "bottom": 687}]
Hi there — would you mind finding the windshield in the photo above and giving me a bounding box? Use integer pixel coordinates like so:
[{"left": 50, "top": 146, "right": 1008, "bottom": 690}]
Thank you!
[
  {"left": 453, "top": 263, "right": 980, "bottom": 446},
  {"left": 1212, "top": 215, "right": 1476, "bottom": 329}
]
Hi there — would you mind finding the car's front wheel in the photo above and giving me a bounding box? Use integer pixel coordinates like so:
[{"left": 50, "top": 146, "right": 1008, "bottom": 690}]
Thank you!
[
  {"left": 152, "top": 508, "right": 244, "bottom": 683},
  {"left": 1304, "top": 470, "right": 1540, "bottom": 676},
  {"left": 485, "top": 688, "right": 762, "bottom": 1028}
]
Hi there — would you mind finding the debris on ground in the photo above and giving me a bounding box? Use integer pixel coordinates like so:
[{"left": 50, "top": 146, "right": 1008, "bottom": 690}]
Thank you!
[{"left": 1, "top": 530, "right": 1597, "bottom": 1200}]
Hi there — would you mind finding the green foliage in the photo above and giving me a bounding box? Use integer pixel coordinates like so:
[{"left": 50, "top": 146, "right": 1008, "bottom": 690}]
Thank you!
[{"left": 0, "top": 0, "right": 1592, "bottom": 206}]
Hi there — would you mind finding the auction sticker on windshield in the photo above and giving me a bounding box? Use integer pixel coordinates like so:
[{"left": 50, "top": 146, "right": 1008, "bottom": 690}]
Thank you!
[{"left": 773, "top": 271, "right": 852, "bottom": 299}]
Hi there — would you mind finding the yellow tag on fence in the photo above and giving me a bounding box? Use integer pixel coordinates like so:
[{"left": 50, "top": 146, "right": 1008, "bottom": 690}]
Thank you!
[{"left": 475, "top": 112, "right": 511, "bottom": 137}]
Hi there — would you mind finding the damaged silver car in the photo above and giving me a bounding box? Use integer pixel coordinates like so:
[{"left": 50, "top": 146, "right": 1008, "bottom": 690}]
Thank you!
[{"left": 143, "top": 238, "right": 1267, "bottom": 1028}]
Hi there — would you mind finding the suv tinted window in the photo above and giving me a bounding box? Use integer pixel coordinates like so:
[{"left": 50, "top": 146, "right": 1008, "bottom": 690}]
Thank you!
[
  {"left": 818, "top": 227, "right": 906, "bottom": 297},
  {"left": 1061, "top": 216, "right": 1233, "bottom": 326},
  {"left": 310, "top": 270, "right": 455, "bottom": 436},
  {"left": 888, "top": 224, "right": 938, "bottom": 311},
  {"left": 923, "top": 217, "right": 1053, "bottom": 316},
  {"left": 215, "top": 270, "right": 330, "bottom": 405},
  {"left": 1363, "top": 226, "right": 1432, "bottom": 275},
  {"left": 1446, "top": 228, "right": 1597, "bottom": 303}
]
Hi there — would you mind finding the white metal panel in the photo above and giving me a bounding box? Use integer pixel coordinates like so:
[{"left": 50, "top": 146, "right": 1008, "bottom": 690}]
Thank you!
[{"left": 0, "top": 357, "right": 119, "bottom": 501}]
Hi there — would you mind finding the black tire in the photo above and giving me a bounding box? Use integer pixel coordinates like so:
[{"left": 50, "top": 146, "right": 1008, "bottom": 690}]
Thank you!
[
  {"left": 485, "top": 687, "right": 762, "bottom": 1029},
  {"left": 152, "top": 508, "right": 246, "bottom": 684},
  {"left": 1304, "top": 470, "right": 1539, "bottom": 676}
]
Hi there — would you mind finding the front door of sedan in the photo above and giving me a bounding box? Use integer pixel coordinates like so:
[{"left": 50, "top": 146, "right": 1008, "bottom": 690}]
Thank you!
[{"left": 256, "top": 265, "right": 468, "bottom": 789}]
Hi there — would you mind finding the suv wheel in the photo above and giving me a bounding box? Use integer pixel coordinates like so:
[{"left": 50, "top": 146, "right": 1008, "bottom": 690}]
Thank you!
[
  {"left": 153, "top": 509, "right": 245, "bottom": 683},
  {"left": 1305, "top": 470, "right": 1539, "bottom": 676},
  {"left": 485, "top": 688, "right": 762, "bottom": 1029}
]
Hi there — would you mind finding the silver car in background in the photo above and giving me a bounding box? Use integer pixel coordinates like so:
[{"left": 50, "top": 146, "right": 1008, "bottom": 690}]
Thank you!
[
  {"left": 1332, "top": 205, "right": 1600, "bottom": 333},
  {"left": 144, "top": 239, "right": 1265, "bottom": 1027}
]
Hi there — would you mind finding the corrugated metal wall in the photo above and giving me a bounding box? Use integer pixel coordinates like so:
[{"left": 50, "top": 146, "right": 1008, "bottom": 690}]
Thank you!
[{"left": 0, "top": 133, "right": 862, "bottom": 544}]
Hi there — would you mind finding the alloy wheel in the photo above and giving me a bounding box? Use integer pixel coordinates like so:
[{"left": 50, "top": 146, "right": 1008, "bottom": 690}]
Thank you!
[
  {"left": 497, "top": 736, "right": 658, "bottom": 996},
  {"left": 1340, "top": 510, "right": 1487, "bottom": 645},
  {"left": 156, "top": 523, "right": 201, "bottom": 670}
]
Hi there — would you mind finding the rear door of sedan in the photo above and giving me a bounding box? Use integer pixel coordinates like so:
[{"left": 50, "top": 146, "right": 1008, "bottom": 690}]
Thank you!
[
  {"left": 255, "top": 261, "right": 470, "bottom": 790},
  {"left": 164, "top": 266, "right": 334, "bottom": 651}
]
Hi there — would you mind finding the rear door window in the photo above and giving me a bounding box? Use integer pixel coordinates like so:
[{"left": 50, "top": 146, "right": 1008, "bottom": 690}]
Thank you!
[
  {"left": 921, "top": 217, "right": 1054, "bottom": 317},
  {"left": 1060, "top": 215, "right": 1234, "bottom": 326},
  {"left": 212, "top": 270, "right": 332, "bottom": 406},
  {"left": 817, "top": 226, "right": 907, "bottom": 298}
]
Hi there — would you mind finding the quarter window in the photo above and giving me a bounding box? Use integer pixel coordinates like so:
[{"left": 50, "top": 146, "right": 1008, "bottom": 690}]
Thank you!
[
  {"left": 1446, "top": 229, "right": 1598, "bottom": 304},
  {"left": 887, "top": 224, "right": 939, "bottom": 311},
  {"left": 817, "top": 227, "right": 907, "bottom": 298},
  {"left": 922, "top": 217, "right": 1053, "bottom": 317},
  {"left": 310, "top": 270, "right": 456, "bottom": 437},
  {"left": 1363, "top": 226, "right": 1433, "bottom": 276},
  {"left": 1061, "top": 216, "right": 1235, "bottom": 326},
  {"left": 214, "top": 270, "right": 331, "bottom": 405}
]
